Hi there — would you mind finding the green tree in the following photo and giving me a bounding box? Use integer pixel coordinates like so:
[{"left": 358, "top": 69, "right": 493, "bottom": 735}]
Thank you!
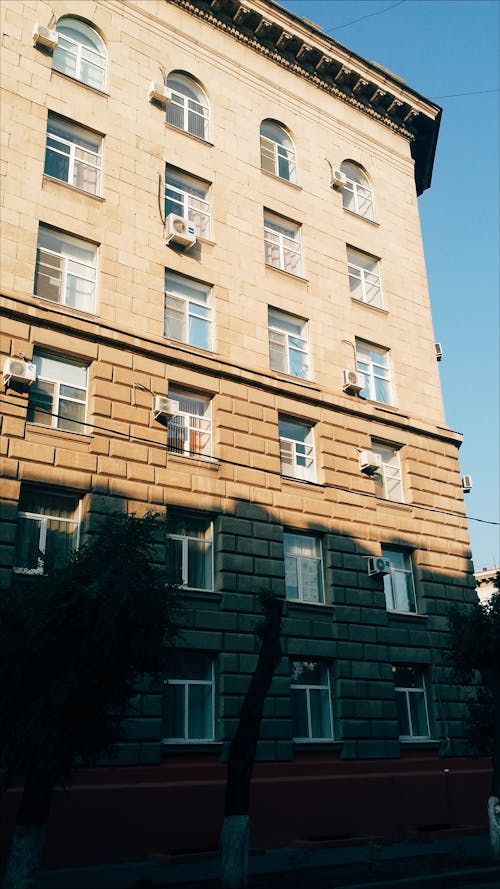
[
  {"left": 448, "top": 575, "right": 500, "bottom": 862},
  {"left": 0, "top": 511, "right": 179, "bottom": 889}
]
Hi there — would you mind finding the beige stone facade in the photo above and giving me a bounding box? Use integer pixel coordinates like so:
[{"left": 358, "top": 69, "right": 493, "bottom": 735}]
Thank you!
[{"left": 0, "top": 0, "right": 483, "bottom": 860}]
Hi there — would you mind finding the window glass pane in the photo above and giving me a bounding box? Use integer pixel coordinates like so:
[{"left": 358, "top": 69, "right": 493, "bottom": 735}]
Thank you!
[
  {"left": 409, "top": 691, "right": 429, "bottom": 736},
  {"left": 27, "top": 380, "right": 54, "bottom": 425},
  {"left": 392, "top": 570, "right": 412, "bottom": 612},
  {"left": 14, "top": 516, "right": 42, "bottom": 570},
  {"left": 32, "top": 353, "right": 87, "bottom": 389},
  {"left": 291, "top": 687, "right": 309, "bottom": 738},
  {"left": 284, "top": 555, "right": 299, "bottom": 599},
  {"left": 188, "top": 683, "right": 212, "bottom": 739},
  {"left": 35, "top": 249, "right": 63, "bottom": 302},
  {"left": 395, "top": 689, "right": 410, "bottom": 735},
  {"left": 165, "top": 295, "right": 186, "bottom": 342},
  {"left": 188, "top": 314, "right": 210, "bottom": 350},
  {"left": 309, "top": 687, "right": 332, "bottom": 738},
  {"left": 45, "top": 518, "right": 78, "bottom": 568},
  {"left": 300, "top": 557, "right": 322, "bottom": 603},
  {"left": 58, "top": 398, "right": 85, "bottom": 432},
  {"left": 187, "top": 539, "right": 211, "bottom": 589},
  {"left": 163, "top": 683, "right": 185, "bottom": 739},
  {"left": 166, "top": 537, "right": 183, "bottom": 585}
]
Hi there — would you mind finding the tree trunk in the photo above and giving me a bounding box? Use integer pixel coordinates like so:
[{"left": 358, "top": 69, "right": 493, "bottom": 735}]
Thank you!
[
  {"left": 489, "top": 674, "right": 500, "bottom": 861},
  {"left": 488, "top": 796, "right": 500, "bottom": 863},
  {"left": 3, "top": 772, "right": 53, "bottom": 889},
  {"left": 220, "top": 596, "right": 283, "bottom": 889}
]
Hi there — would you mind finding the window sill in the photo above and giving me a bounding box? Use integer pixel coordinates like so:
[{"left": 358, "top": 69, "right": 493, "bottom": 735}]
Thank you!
[
  {"left": 261, "top": 170, "right": 302, "bottom": 191},
  {"left": 165, "top": 123, "right": 213, "bottom": 147},
  {"left": 26, "top": 422, "right": 92, "bottom": 445},
  {"left": 179, "top": 589, "right": 221, "bottom": 602},
  {"left": 265, "top": 264, "right": 309, "bottom": 283},
  {"left": 34, "top": 295, "right": 97, "bottom": 319},
  {"left": 281, "top": 476, "right": 323, "bottom": 490},
  {"left": 387, "top": 609, "right": 427, "bottom": 620},
  {"left": 344, "top": 208, "right": 379, "bottom": 227},
  {"left": 42, "top": 175, "right": 105, "bottom": 202},
  {"left": 167, "top": 452, "right": 220, "bottom": 470},
  {"left": 399, "top": 738, "right": 437, "bottom": 747},
  {"left": 269, "top": 370, "right": 318, "bottom": 389},
  {"left": 351, "top": 298, "right": 388, "bottom": 316},
  {"left": 52, "top": 69, "right": 109, "bottom": 97},
  {"left": 287, "top": 600, "right": 333, "bottom": 612}
]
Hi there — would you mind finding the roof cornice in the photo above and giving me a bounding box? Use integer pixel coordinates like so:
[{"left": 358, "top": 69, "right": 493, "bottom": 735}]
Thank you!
[{"left": 167, "top": 0, "right": 441, "bottom": 194}]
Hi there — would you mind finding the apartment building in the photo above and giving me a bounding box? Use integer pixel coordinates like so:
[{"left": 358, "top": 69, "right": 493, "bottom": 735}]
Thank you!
[{"left": 0, "top": 0, "right": 489, "bottom": 867}]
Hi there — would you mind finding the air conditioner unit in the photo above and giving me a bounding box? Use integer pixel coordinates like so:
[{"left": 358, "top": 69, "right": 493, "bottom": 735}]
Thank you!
[
  {"left": 461, "top": 475, "right": 472, "bottom": 494},
  {"left": 3, "top": 357, "right": 37, "bottom": 387},
  {"left": 342, "top": 369, "right": 364, "bottom": 395},
  {"left": 367, "top": 556, "right": 391, "bottom": 576},
  {"left": 32, "top": 23, "right": 59, "bottom": 50},
  {"left": 330, "top": 170, "right": 347, "bottom": 190},
  {"left": 148, "top": 81, "right": 172, "bottom": 106},
  {"left": 359, "top": 450, "right": 382, "bottom": 475},
  {"left": 164, "top": 214, "right": 196, "bottom": 248},
  {"left": 152, "top": 396, "right": 180, "bottom": 424},
  {"left": 435, "top": 342, "right": 443, "bottom": 362}
]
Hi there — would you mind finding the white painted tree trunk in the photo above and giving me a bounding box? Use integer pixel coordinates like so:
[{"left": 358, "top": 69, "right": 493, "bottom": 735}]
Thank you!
[
  {"left": 220, "top": 814, "right": 250, "bottom": 889},
  {"left": 3, "top": 825, "right": 47, "bottom": 889},
  {"left": 488, "top": 795, "right": 500, "bottom": 862}
]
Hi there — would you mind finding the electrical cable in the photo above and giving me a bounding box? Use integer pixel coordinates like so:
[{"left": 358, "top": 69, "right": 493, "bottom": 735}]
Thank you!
[
  {"left": 2, "top": 393, "right": 498, "bottom": 527},
  {"left": 323, "top": 1, "right": 406, "bottom": 33}
]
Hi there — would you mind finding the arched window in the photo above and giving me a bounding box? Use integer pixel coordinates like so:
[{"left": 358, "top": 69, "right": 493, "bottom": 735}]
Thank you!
[
  {"left": 260, "top": 120, "right": 296, "bottom": 182},
  {"left": 53, "top": 18, "right": 106, "bottom": 90},
  {"left": 166, "top": 72, "right": 209, "bottom": 140},
  {"left": 340, "top": 161, "right": 374, "bottom": 220}
]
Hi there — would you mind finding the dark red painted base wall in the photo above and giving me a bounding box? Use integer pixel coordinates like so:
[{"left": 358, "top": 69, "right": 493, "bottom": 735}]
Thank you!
[{"left": 1, "top": 751, "right": 491, "bottom": 869}]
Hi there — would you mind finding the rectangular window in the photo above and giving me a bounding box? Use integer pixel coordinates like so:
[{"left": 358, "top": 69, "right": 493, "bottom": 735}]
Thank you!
[
  {"left": 165, "top": 167, "right": 211, "bottom": 239},
  {"left": 14, "top": 487, "right": 81, "bottom": 574},
  {"left": 382, "top": 547, "right": 416, "bottom": 613},
  {"left": 393, "top": 665, "right": 430, "bottom": 739},
  {"left": 284, "top": 532, "right": 324, "bottom": 603},
  {"left": 291, "top": 660, "right": 333, "bottom": 741},
  {"left": 166, "top": 512, "right": 213, "bottom": 591},
  {"left": 28, "top": 351, "right": 87, "bottom": 433},
  {"left": 35, "top": 225, "right": 97, "bottom": 314},
  {"left": 356, "top": 340, "right": 392, "bottom": 405},
  {"left": 167, "top": 388, "right": 212, "bottom": 458},
  {"left": 279, "top": 417, "right": 315, "bottom": 482},
  {"left": 162, "top": 653, "right": 214, "bottom": 743},
  {"left": 347, "top": 248, "right": 383, "bottom": 308},
  {"left": 372, "top": 442, "right": 403, "bottom": 502},
  {"left": 164, "top": 272, "right": 212, "bottom": 351},
  {"left": 44, "top": 114, "right": 102, "bottom": 195},
  {"left": 268, "top": 308, "right": 308, "bottom": 379},
  {"left": 264, "top": 212, "right": 303, "bottom": 276}
]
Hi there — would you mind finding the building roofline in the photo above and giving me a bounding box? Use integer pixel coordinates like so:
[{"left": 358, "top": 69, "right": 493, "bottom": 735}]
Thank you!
[{"left": 167, "top": 0, "right": 442, "bottom": 195}]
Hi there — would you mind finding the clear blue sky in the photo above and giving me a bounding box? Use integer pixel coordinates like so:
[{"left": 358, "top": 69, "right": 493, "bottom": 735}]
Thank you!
[{"left": 278, "top": 0, "right": 500, "bottom": 570}]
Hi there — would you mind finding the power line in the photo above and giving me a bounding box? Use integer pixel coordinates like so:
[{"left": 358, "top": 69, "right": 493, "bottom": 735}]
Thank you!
[
  {"left": 325, "top": 1, "right": 406, "bottom": 33},
  {"left": 2, "top": 394, "right": 498, "bottom": 527},
  {"left": 430, "top": 89, "right": 500, "bottom": 99}
]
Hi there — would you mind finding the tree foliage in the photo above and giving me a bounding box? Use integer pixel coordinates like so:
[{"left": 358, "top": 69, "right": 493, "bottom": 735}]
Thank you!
[{"left": 0, "top": 510, "right": 179, "bottom": 790}]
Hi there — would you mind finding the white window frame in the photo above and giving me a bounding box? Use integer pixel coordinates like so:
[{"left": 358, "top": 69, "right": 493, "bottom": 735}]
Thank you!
[
  {"left": 284, "top": 532, "right": 324, "bottom": 604},
  {"left": 167, "top": 514, "right": 214, "bottom": 592},
  {"left": 14, "top": 490, "right": 81, "bottom": 575},
  {"left": 268, "top": 308, "right": 309, "bottom": 379},
  {"left": 291, "top": 661, "right": 334, "bottom": 742},
  {"left": 356, "top": 340, "right": 392, "bottom": 405},
  {"left": 167, "top": 389, "right": 212, "bottom": 458},
  {"left": 372, "top": 442, "right": 403, "bottom": 503},
  {"left": 162, "top": 655, "right": 215, "bottom": 743},
  {"left": 347, "top": 248, "right": 383, "bottom": 308},
  {"left": 341, "top": 162, "right": 375, "bottom": 220},
  {"left": 279, "top": 417, "right": 315, "bottom": 483},
  {"left": 164, "top": 272, "right": 212, "bottom": 351},
  {"left": 393, "top": 666, "right": 430, "bottom": 740},
  {"left": 35, "top": 226, "right": 97, "bottom": 314},
  {"left": 166, "top": 73, "right": 209, "bottom": 140},
  {"left": 45, "top": 114, "right": 102, "bottom": 195},
  {"left": 382, "top": 548, "right": 417, "bottom": 613},
  {"left": 28, "top": 351, "right": 88, "bottom": 433},
  {"left": 264, "top": 212, "right": 303, "bottom": 276},
  {"left": 165, "top": 167, "right": 211, "bottom": 239},
  {"left": 260, "top": 120, "right": 296, "bottom": 182},
  {"left": 53, "top": 18, "right": 107, "bottom": 91}
]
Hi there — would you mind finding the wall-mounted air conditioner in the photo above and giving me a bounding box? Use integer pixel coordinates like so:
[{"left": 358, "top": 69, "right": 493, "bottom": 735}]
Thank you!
[
  {"left": 152, "top": 396, "right": 180, "bottom": 424},
  {"left": 435, "top": 342, "right": 443, "bottom": 362},
  {"left": 359, "top": 450, "right": 382, "bottom": 475},
  {"left": 367, "top": 556, "right": 391, "bottom": 576},
  {"left": 3, "top": 357, "right": 37, "bottom": 387},
  {"left": 148, "top": 81, "right": 172, "bottom": 106},
  {"left": 164, "top": 214, "right": 196, "bottom": 249},
  {"left": 342, "top": 369, "right": 364, "bottom": 395},
  {"left": 330, "top": 170, "right": 346, "bottom": 190},
  {"left": 461, "top": 475, "right": 472, "bottom": 494},
  {"left": 32, "top": 23, "right": 58, "bottom": 50}
]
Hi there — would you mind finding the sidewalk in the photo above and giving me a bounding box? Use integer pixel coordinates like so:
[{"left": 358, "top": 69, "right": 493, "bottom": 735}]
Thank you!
[{"left": 32, "top": 834, "right": 500, "bottom": 889}]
